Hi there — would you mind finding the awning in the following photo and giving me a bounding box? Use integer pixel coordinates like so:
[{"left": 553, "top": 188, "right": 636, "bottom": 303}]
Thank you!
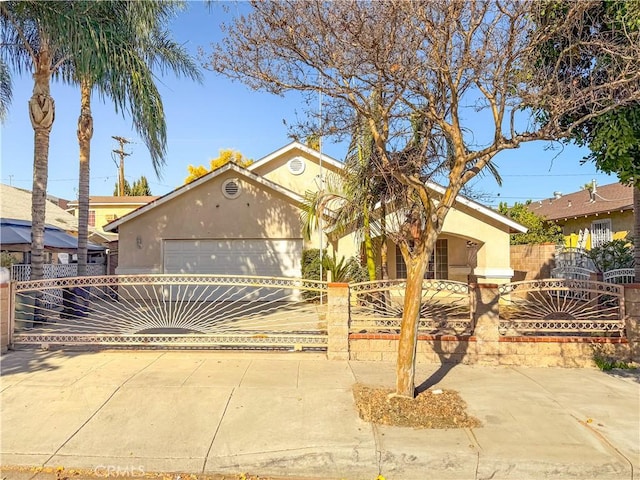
[{"left": 0, "top": 219, "right": 105, "bottom": 251}]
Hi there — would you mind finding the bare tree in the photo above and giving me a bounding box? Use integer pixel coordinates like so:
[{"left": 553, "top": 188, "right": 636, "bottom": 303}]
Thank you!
[{"left": 206, "top": 0, "right": 640, "bottom": 397}]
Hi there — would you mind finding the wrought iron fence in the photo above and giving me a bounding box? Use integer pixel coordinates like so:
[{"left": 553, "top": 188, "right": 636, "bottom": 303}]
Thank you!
[
  {"left": 11, "top": 263, "right": 106, "bottom": 281},
  {"left": 498, "top": 279, "right": 625, "bottom": 336},
  {"left": 603, "top": 268, "right": 635, "bottom": 285},
  {"left": 12, "top": 274, "right": 328, "bottom": 349},
  {"left": 349, "top": 279, "right": 472, "bottom": 335},
  {"left": 550, "top": 265, "right": 594, "bottom": 281},
  {"left": 554, "top": 246, "right": 596, "bottom": 271},
  {"left": 11, "top": 264, "right": 107, "bottom": 309}
]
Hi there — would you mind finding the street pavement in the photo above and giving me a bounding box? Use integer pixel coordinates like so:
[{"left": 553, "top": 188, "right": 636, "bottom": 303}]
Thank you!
[{"left": 1, "top": 349, "right": 638, "bottom": 480}]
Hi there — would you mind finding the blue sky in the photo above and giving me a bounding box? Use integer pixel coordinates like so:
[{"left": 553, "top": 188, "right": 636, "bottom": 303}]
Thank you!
[{"left": 0, "top": 1, "right": 618, "bottom": 208}]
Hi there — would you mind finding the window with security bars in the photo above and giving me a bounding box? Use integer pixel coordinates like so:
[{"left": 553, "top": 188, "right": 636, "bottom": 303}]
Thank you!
[
  {"left": 395, "top": 239, "right": 448, "bottom": 279},
  {"left": 590, "top": 219, "right": 612, "bottom": 248},
  {"left": 88, "top": 210, "right": 96, "bottom": 227}
]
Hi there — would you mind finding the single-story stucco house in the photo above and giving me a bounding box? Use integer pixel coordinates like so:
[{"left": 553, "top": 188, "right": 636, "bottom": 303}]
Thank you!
[{"left": 104, "top": 142, "right": 526, "bottom": 284}]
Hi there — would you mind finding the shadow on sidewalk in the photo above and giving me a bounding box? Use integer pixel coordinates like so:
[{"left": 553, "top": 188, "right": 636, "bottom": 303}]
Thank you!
[{"left": 414, "top": 336, "right": 469, "bottom": 394}]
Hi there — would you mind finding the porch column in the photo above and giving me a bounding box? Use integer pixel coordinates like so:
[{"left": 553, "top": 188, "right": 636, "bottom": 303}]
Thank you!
[
  {"left": 623, "top": 285, "right": 640, "bottom": 363},
  {"left": 1, "top": 268, "right": 11, "bottom": 354},
  {"left": 327, "top": 282, "right": 350, "bottom": 360},
  {"left": 472, "top": 283, "right": 500, "bottom": 365}
]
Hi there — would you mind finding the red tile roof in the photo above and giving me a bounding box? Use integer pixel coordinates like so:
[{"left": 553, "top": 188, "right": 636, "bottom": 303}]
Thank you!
[{"left": 527, "top": 182, "right": 632, "bottom": 221}]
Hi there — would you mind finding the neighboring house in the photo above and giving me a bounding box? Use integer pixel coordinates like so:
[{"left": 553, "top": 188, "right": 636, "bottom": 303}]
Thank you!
[
  {"left": 66, "top": 195, "right": 158, "bottom": 237},
  {"left": 528, "top": 182, "right": 633, "bottom": 250},
  {"left": 0, "top": 183, "right": 104, "bottom": 264},
  {"left": 104, "top": 141, "right": 526, "bottom": 284}
]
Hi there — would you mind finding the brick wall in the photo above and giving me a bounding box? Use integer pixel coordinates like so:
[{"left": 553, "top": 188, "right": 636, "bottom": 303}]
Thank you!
[
  {"left": 1, "top": 282, "right": 10, "bottom": 354},
  {"left": 349, "top": 335, "right": 630, "bottom": 368},
  {"left": 510, "top": 243, "right": 556, "bottom": 281}
]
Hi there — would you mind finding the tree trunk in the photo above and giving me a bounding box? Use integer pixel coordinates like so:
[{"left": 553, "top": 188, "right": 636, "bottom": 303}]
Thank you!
[
  {"left": 395, "top": 246, "right": 430, "bottom": 398},
  {"left": 77, "top": 79, "right": 94, "bottom": 277},
  {"left": 380, "top": 204, "right": 388, "bottom": 280},
  {"left": 363, "top": 205, "right": 377, "bottom": 281},
  {"left": 634, "top": 186, "right": 640, "bottom": 282},
  {"left": 29, "top": 49, "right": 55, "bottom": 282}
]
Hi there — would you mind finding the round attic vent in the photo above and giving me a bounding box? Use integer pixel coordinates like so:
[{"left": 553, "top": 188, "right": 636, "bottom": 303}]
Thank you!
[
  {"left": 222, "top": 178, "right": 241, "bottom": 199},
  {"left": 287, "top": 157, "right": 306, "bottom": 175}
]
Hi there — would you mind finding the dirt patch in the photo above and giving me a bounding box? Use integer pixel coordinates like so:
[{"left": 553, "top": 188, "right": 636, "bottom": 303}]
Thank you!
[{"left": 353, "top": 384, "right": 481, "bottom": 429}]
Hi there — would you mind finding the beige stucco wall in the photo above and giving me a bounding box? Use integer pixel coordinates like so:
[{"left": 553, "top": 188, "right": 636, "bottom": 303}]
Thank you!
[
  {"left": 117, "top": 171, "right": 304, "bottom": 273},
  {"left": 251, "top": 147, "right": 342, "bottom": 197},
  {"left": 115, "top": 144, "right": 517, "bottom": 281},
  {"left": 441, "top": 205, "right": 512, "bottom": 281}
]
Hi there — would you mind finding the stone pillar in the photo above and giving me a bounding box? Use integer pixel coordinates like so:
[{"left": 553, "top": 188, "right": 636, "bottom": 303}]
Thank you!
[
  {"left": 472, "top": 283, "right": 500, "bottom": 365},
  {"left": 1, "top": 268, "right": 11, "bottom": 354},
  {"left": 623, "top": 285, "right": 640, "bottom": 363},
  {"left": 327, "top": 282, "right": 350, "bottom": 360}
]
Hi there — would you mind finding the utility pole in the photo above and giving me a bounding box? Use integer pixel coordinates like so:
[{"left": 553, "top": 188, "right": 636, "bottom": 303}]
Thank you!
[{"left": 112, "top": 135, "right": 131, "bottom": 196}]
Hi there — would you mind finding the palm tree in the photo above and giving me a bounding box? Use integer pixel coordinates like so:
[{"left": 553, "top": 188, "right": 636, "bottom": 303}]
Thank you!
[
  {"left": 301, "top": 117, "right": 391, "bottom": 282},
  {"left": 73, "top": 1, "right": 201, "bottom": 276},
  {"left": 0, "top": 60, "right": 11, "bottom": 122},
  {"left": 0, "top": 1, "right": 126, "bottom": 281}
]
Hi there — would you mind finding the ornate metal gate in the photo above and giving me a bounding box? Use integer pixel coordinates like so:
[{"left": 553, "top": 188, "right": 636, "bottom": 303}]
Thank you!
[
  {"left": 349, "top": 279, "right": 473, "bottom": 334},
  {"left": 498, "top": 279, "right": 625, "bottom": 336},
  {"left": 11, "top": 275, "right": 328, "bottom": 350}
]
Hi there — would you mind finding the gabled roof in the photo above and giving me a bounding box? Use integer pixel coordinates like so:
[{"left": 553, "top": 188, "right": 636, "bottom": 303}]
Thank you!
[
  {"left": 0, "top": 183, "right": 78, "bottom": 231},
  {"left": 249, "top": 142, "right": 525, "bottom": 232},
  {"left": 103, "top": 162, "right": 303, "bottom": 233},
  {"left": 247, "top": 141, "right": 344, "bottom": 172},
  {"left": 67, "top": 196, "right": 159, "bottom": 207},
  {"left": 103, "top": 143, "right": 526, "bottom": 235},
  {"left": 528, "top": 182, "right": 632, "bottom": 222},
  {"left": 426, "top": 181, "right": 527, "bottom": 234}
]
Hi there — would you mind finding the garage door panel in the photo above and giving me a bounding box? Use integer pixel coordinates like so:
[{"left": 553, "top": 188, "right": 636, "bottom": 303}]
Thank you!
[
  {"left": 164, "top": 239, "right": 301, "bottom": 277},
  {"left": 163, "top": 239, "right": 302, "bottom": 301}
]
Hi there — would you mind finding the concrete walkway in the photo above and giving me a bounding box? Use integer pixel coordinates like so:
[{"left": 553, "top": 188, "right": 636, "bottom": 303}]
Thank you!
[{"left": 1, "top": 349, "right": 638, "bottom": 480}]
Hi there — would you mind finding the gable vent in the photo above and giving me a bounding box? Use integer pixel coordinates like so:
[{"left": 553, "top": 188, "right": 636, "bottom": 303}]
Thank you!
[
  {"left": 287, "top": 157, "right": 306, "bottom": 175},
  {"left": 222, "top": 179, "right": 241, "bottom": 199}
]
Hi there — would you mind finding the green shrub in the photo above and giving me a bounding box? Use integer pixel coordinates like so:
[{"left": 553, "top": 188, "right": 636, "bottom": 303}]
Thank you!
[
  {"left": 0, "top": 251, "right": 17, "bottom": 268},
  {"left": 593, "top": 354, "right": 632, "bottom": 371},
  {"left": 587, "top": 238, "right": 634, "bottom": 272},
  {"left": 302, "top": 248, "right": 326, "bottom": 281}
]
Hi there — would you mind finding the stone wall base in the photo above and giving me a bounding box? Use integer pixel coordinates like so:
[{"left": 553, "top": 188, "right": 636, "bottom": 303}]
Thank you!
[
  {"left": 1, "top": 284, "right": 10, "bottom": 354},
  {"left": 349, "top": 334, "right": 630, "bottom": 368}
]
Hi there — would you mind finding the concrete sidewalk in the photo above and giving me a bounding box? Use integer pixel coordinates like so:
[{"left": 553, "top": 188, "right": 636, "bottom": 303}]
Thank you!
[{"left": 1, "top": 349, "right": 638, "bottom": 480}]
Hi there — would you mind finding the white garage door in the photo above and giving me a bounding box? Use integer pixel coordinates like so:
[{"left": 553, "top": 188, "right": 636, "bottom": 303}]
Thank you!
[{"left": 163, "top": 239, "right": 302, "bottom": 277}]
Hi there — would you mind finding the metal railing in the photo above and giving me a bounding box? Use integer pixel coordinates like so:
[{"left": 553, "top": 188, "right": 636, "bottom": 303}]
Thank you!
[
  {"left": 11, "top": 263, "right": 106, "bottom": 281},
  {"left": 349, "top": 279, "right": 472, "bottom": 335},
  {"left": 10, "top": 264, "right": 107, "bottom": 309},
  {"left": 498, "top": 279, "right": 625, "bottom": 336},
  {"left": 550, "top": 265, "right": 594, "bottom": 281},
  {"left": 10, "top": 273, "right": 628, "bottom": 350},
  {"left": 12, "top": 274, "right": 329, "bottom": 350},
  {"left": 603, "top": 268, "right": 636, "bottom": 285}
]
